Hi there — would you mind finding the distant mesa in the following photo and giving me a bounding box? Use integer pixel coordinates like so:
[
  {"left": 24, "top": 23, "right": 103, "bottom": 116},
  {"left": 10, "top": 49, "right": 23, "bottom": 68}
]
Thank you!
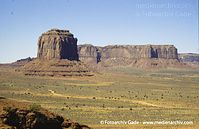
[
  {"left": 78, "top": 44, "right": 178, "bottom": 59},
  {"left": 78, "top": 44, "right": 186, "bottom": 68},
  {"left": 178, "top": 53, "right": 199, "bottom": 67},
  {"left": 18, "top": 29, "right": 93, "bottom": 77},
  {"left": 179, "top": 53, "right": 199, "bottom": 63}
]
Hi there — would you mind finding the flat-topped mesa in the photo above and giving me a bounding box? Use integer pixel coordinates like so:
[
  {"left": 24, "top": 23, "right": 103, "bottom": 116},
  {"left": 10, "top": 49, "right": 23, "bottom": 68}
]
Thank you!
[
  {"left": 37, "top": 29, "right": 79, "bottom": 61},
  {"left": 78, "top": 44, "right": 178, "bottom": 59}
]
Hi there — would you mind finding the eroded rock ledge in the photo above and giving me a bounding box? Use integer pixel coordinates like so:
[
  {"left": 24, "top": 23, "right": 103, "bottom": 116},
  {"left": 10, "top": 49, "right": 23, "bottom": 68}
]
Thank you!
[{"left": 19, "top": 59, "right": 93, "bottom": 77}]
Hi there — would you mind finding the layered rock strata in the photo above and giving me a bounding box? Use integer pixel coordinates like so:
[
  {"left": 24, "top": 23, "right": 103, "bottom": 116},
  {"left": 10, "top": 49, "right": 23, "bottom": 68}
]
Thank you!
[
  {"left": 78, "top": 44, "right": 178, "bottom": 59},
  {"left": 20, "top": 59, "right": 93, "bottom": 76},
  {"left": 78, "top": 44, "right": 182, "bottom": 68}
]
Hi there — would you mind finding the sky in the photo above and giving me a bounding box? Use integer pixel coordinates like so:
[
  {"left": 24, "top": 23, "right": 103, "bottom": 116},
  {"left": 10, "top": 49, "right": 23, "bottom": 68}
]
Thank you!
[{"left": 0, "top": 0, "right": 198, "bottom": 63}]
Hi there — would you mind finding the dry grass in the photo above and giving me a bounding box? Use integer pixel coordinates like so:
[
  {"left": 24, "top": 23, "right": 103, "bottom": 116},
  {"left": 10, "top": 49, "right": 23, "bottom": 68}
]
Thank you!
[{"left": 0, "top": 66, "right": 199, "bottom": 128}]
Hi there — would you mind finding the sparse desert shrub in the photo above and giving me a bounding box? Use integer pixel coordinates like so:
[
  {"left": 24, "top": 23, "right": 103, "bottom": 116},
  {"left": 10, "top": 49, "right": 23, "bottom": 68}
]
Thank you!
[
  {"left": 3, "top": 106, "right": 14, "bottom": 113},
  {"left": 144, "top": 94, "right": 148, "bottom": 98},
  {"left": 118, "top": 106, "right": 123, "bottom": 108},
  {"left": 29, "top": 103, "right": 41, "bottom": 112}
]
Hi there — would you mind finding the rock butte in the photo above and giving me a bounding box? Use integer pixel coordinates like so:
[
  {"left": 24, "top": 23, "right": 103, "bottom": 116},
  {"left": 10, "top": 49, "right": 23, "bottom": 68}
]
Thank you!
[
  {"left": 19, "top": 29, "right": 93, "bottom": 76},
  {"left": 38, "top": 29, "right": 79, "bottom": 61}
]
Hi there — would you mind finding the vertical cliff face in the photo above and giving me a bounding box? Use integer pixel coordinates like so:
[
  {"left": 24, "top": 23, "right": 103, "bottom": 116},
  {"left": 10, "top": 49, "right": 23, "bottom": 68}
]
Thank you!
[
  {"left": 37, "top": 29, "right": 79, "bottom": 61},
  {"left": 78, "top": 44, "right": 180, "bottom": 68},
  {"left": 78, "top": 44, "right": 178, "bottom": 59},
  {"left": 78, "top": 44, "right": 99, "bottom": 58},
  {"left": 150, "top": 45, "right": 178, "bottom": 59}
]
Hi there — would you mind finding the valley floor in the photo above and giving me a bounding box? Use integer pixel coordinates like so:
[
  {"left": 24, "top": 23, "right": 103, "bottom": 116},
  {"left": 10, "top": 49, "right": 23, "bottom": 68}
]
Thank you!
[{"left": 0, "top": 66, "right": 199, "bottom": 128}]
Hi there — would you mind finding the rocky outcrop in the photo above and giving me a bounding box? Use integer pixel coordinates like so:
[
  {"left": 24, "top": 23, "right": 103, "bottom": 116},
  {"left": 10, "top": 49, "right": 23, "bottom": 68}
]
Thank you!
[
  {"left": 78, "top": 44, "right": 178, "bottom": 59},
  {"left": 11, "top": 57, "right": 34, "bottom": 67},
  {"left": 0, "top": 106, "right": 90, "bottom": 129},
  {"left": 37, "top": 29, "right": 79, "bottom": 61}
]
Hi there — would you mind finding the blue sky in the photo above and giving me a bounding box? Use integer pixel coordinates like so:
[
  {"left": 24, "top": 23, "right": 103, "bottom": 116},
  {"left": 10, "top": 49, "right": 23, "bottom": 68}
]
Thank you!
[{"left": 0, "top": 0, "right": 198, "bottom": 63}]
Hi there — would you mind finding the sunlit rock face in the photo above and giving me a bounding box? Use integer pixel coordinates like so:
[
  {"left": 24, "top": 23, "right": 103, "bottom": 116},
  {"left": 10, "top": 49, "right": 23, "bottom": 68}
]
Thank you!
[
  {"left": 37, "top": 29, "right": 79, "bottom": 61},
  {"left": 78, "top": 44, "right": 178, "bottom": 59}
]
